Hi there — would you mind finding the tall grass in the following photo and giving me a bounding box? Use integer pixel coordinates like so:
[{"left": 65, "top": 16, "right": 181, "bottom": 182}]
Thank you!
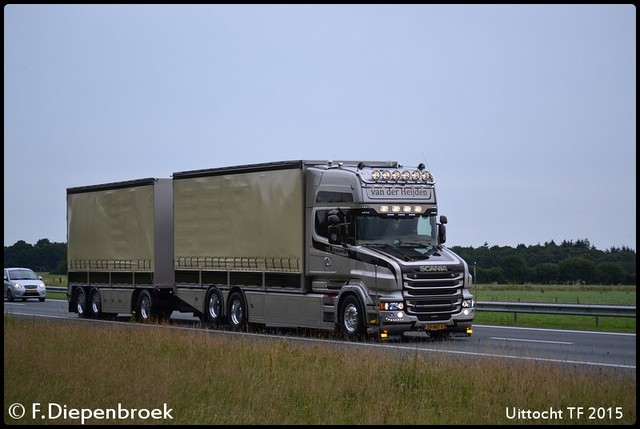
[{"left": 4, "top": 316, "right": 636, "bottom": 425}]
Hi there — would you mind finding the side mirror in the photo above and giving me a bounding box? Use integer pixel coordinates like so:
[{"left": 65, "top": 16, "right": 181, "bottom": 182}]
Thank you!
[
  {"left": 328, "top": 214, "right": 341, "bottom": 244},
  {"left": 438, "top": 215, "right": 447, "bottom": 244}
]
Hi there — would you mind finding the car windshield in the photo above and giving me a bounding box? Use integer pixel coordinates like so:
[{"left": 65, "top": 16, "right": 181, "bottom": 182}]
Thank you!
[
  {"left": 354, "top": 214, "right": 437, "bottom": 248},
  {"left": 9, "top": 269, "right": 39, "bottom": 280}
]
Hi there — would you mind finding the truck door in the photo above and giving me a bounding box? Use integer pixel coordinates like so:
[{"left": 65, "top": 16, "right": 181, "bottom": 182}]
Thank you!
[{"left": 308, "top": 208, "right": 351, "bottom": 283}]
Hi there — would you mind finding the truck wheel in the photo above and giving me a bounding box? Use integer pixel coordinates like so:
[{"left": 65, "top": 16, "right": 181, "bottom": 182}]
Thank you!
[
  {"left": 228, "top": 291, "right": 247, "bottom": 332},
  {"left": 137, "top": 290, "right": 153, "bottom": 323},
  {"left": 204, "top": 288, "right": 224, "bottom": 327},
  {"left": 89, "top": 288, "right": 102, "bottom": 318},
  {"left": 76, "top": 288, "right": 88, "bottom": 318},
  {"left": 339, "top": 295, "right": 366, "bottom": 340}
]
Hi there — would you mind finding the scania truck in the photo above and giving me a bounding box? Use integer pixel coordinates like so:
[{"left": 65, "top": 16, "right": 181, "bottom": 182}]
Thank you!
[{"left": 67, "top": 160, "right": 474, "bottom": 340}]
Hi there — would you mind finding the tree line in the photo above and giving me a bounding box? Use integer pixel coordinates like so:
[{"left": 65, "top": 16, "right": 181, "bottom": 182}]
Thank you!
[
  {"left": 450, "top": 239, "right": 636, "bottom": 285},
  {"left": 4, "top": 238, "right": 637, "bottom": 285}
]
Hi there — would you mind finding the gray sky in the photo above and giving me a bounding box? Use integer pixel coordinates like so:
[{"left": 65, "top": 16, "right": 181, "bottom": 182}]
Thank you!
[{"left": 4, "top": 4, "right": 636, "bottom": 251}]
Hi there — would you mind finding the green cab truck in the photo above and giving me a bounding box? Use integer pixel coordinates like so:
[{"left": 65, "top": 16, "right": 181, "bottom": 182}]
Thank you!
[{"left": 67, "top": 160, "right": 474, "bottom": 340}]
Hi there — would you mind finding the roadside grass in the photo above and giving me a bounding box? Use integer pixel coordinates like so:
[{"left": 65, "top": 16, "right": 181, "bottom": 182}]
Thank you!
[
  {"left": 471, "top": 284, "right": 636, "bottom": 333},
  {"left": 471, "top": 284, "right": 636, "bottom": 305},
  {"left": 3, "top": 316, "right": 636, "bottom": 425}
]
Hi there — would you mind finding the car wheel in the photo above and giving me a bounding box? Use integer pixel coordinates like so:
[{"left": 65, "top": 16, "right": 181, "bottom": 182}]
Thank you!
[
  {"left": 6, "top": 288, "right": 15, "bottom": 302},
  {"left": 39, "top": 297, "right": 46, "bottom": 302}
]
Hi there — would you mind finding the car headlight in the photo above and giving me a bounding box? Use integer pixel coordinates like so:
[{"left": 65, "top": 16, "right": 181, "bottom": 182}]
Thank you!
[
  {"left": 12, "top": 283, "right": 23, "bottom": 290},
  {"left": 380, "top": 301, "right": 404, "bottom": 311}
]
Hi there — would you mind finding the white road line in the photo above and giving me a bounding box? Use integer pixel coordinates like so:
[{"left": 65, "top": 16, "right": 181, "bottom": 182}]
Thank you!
[{"left": 490, "top": 336, "right": 573, "bottom": 345}]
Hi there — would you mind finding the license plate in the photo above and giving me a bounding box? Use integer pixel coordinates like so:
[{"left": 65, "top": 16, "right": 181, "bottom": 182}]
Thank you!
[{"left": 426, "top": 324, "right": 446, "bottom": 331}]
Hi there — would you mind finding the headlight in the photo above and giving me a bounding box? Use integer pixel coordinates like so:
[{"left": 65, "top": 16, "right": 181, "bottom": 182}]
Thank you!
[
  {"left": 461, "top": 299, "right": 475, "bottom": 308},
  {"left": 380, "top": 302, "right": 404, "bottom": 311},
  {"left": 12, "top": 283, "right": 23, "bottom": 290}
]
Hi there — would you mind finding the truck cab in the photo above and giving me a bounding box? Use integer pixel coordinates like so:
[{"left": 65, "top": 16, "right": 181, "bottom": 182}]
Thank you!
[{"left": 306, "top": 161, "right": 474, "bottom": 339}]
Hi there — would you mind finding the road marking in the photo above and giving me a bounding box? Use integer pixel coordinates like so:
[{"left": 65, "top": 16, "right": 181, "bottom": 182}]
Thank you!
[{"left": 490, "top": 336, "right": 573, "bottom": 345}]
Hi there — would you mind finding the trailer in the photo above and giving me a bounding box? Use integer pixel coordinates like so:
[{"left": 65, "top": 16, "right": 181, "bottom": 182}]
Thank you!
[{"left": 67, "top": 160, "right": 475, "bottom": 340}]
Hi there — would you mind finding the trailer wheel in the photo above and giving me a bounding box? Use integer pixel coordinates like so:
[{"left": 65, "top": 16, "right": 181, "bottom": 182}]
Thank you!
[
  {"left": 137, "top": 290, "right": 153, "bottom": 323},
  {"left": 89, "top": 288, "right": 102, "bottom": 318},
  {"left": 204, "top": 288, "right": 224, "bottom": 327},
  {"left": 75, "top": 288, "right": 88, "bottom": 318},
  {"left": 228, "top": 291, "right": 247, "bottom": 332},
  {"left": 339, "top": 295, "right": 366, "bottom": 340}
]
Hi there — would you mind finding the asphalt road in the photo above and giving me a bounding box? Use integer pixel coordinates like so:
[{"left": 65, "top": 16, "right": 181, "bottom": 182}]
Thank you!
[{"left": 4, "top": 298, "right": 636, "bottom": 371}]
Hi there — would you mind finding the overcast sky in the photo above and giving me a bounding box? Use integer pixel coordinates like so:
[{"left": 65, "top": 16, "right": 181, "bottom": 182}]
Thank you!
[{"left": 4, "top": 5, "right": 636, "bottom": 251}]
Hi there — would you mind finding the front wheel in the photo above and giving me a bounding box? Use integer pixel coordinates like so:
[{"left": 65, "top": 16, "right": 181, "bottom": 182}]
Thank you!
[
  {"left": 227, "top": 291, "right": 247, "bottom": 332},
  {"left": 339, "top": 295, "right": 366, "bottom": 341},
  {"left": 6, "top": 288, "right": 15, "bottom": 302}
]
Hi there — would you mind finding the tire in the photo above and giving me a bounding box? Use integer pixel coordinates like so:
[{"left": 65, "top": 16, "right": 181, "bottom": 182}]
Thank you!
[
  {"left": 39, "top": 297, "right": 46, "bottom": 302},
  {"left": 6, "top": 288, "right": 15, "bottom": 302},
  {"left": 204, "top": 287, "right": 224, "bottom": 327},
  {"left": 339, "top": 294, "right": 366, "bottom": 340},
  {"left": 89, "top": 288, "right": 102, "bottom": 318},
  {"left": 137, "top": 290, "right": 153, "bottom": 323},
  {"left": 228, "top": 291, "right": 247, "bottom": 332},
  {"left": 76, "top": 288, "right": 88, "bottom": 318}
]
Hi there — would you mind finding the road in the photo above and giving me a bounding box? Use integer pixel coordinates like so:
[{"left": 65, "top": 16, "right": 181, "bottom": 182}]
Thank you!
[{"left": 4, "top": 298, "right": 636, "bottom": 371}]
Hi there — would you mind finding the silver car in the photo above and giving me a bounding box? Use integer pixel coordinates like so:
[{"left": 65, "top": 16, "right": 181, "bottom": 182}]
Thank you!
[{"left": 4, "top": 267, "right": 47, "bottom": 302}]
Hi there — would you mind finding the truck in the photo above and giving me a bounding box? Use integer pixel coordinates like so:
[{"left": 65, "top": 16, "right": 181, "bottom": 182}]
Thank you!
[{"left": 66, "top": 160, "right": 475, "bottom": 340}]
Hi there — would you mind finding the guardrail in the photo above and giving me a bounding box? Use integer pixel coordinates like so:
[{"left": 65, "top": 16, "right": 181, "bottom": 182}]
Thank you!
[{"left": 476, "top": 301, "right": 636, "bottom": 326}]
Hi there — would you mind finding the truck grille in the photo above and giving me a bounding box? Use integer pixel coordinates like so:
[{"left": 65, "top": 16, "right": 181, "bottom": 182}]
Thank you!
[{"left": 403, "top": 271, "right": 464, "bottom": 322}]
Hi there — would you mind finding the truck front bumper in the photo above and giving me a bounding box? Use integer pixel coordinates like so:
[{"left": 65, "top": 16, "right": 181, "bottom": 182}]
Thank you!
[{"left": 370, "top": 309, "right": 474, "bottom": 337}]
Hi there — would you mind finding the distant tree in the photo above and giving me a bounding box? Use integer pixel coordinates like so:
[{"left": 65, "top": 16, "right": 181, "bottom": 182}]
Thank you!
[
  {"left": 4, "top": 239, "right": 66, "bottom": 273},
  {"left": 594, "top": 262, "right": 625, "bottom": 285},
  {"left": 534, "top": 263, "right": 559, "bottom": 284},
  {"left": 4, "top": 240, "right": 33, "bottom": 268},
  {"left": 558, "top": 257, "right": 597, "bottom": 284},
  {"left": 499, "top": 255, "right": 528, "bottom": 284}
]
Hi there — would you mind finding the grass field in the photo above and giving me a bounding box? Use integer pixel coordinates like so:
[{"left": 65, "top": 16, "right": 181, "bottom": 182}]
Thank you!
[{"left": 3, "top": 316, "right": 636, "bottom": 425}]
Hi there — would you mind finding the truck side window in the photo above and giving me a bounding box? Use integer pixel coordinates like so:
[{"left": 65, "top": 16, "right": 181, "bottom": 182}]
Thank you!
[
  {"left": 315, "top": 210, "right": 329, "bottom": 239},
  {"left": 315, "top": 209, "right": 354, "bottom": 244}
]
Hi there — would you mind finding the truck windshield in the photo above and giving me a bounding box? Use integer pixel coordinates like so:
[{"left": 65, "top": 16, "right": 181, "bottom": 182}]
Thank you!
[{"left": 354, "top": 215, "right": 437, "bottom": 248}]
